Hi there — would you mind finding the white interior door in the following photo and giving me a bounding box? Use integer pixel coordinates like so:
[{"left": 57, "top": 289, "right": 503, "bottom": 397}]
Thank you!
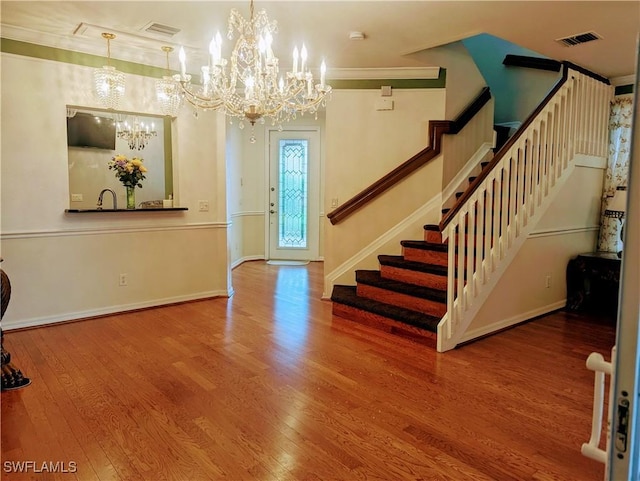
[
  {"left": 607, "top": 44, "right": 639, "bottom": 481},
  {"left": 267, "top": 128, "right": 320, "bottom": 261}
]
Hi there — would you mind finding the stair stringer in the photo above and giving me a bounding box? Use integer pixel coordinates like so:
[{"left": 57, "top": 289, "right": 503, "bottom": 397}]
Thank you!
[{"left": 437, "top": 160, "right": 577, "bottom": 352}]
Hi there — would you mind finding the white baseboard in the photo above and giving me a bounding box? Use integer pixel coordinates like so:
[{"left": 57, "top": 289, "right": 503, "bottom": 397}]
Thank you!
[
  {"left": 231, "top": 255, "right": 265, "bottom": 269},
  {"left": 459, "top": 300, "right": 566, "bottom": 344},
  {"left": 2, "top": 290, "right": 230, "bottom": 331},
  {"left": 231, "top": 255, "right": 323, "bottom": 270}
]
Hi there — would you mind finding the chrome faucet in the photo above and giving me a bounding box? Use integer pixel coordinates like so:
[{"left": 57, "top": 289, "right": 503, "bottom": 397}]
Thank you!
[{"left": 97, "top": 188, "right": 117, "bottom": 210}]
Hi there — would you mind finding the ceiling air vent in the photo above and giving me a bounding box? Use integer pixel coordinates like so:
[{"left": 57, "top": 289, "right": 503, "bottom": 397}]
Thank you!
[
  {"left": 556, "top": 31, "right": 601, "bottom": 47},
  {"left": 143, "top": 22, "right": 181, "bottom": 37}
]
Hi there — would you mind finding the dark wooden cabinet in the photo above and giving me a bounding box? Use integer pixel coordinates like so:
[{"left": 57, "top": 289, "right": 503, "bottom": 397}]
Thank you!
[{"left": 566, "top": 252, "right": 621, "bottom": 318}]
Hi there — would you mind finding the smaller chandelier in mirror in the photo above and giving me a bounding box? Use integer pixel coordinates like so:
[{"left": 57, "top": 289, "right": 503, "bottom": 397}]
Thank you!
[
  {"left": 156, "top": 46, "right": 183, "bottom": 117},
  {"left": 116, "top": 116, "right": 157, "bottom": 150},
  {"left": 174, "top": 0, "right": 331, "bottom": 129},
  {"left": 94, "top": 33, "right": 125, "bottom": 110}
]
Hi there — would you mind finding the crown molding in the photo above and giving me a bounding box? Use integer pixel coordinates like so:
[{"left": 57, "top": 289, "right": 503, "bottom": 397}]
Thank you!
[
  {"left": 610, "top": 74, "right": 635, "bottom": 87},
  {"left": 2, "top": 23, "right": 443, "bottom": 83},
  {"left": 0, "top": 23, "right": 178, "bottom": 68},
  {"left": 329, "top": 67, "right": 440, "bottom": 80}
]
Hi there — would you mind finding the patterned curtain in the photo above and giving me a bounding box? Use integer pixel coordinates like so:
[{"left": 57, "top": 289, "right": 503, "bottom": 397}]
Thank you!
[{"left": 597, "top": 94, "right": 634, "bottom": 252}]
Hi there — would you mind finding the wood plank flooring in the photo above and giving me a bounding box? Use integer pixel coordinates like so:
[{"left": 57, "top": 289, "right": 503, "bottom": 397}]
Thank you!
[{"left": 1, "top": 260, "right": 615, "bottom": 480}]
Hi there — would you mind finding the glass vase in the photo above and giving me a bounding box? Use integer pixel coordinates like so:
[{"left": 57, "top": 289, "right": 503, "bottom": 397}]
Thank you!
[{"left": 126, "top": 186, "right": 136, "bottom": 209}]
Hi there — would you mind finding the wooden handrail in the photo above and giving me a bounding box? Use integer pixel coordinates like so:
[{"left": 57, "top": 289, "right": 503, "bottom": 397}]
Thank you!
[
  {"left": 327, "top": 87, "right": 491, "bottom": 225},
  {"left": 503, "top": 54, "right": 562, "bottom": 72},
  {"left": 439, "top": 61, "right": 610, "bottom": 231}
]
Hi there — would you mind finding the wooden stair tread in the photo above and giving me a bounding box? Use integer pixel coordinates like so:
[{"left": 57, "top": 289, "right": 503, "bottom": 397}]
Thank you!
[
  {"left": 356, "top": 270, "right": 446, "bottom": 303},
  {"left": 331, "top": 285, "right": 440, "bottom": 333},
  {"left": 378, "top": 255, "right": 448, "bottom": 277},
  {"left": 422, "top": 224, "right": 441, "bottom": 232},
  {"left": 401, "top": 240, "right": 448, "bottom": 252}
]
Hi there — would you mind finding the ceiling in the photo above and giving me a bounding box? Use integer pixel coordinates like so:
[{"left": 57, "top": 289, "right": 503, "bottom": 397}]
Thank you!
[{"left": 1, "top": 1, "right": 638, "bottom": 83}]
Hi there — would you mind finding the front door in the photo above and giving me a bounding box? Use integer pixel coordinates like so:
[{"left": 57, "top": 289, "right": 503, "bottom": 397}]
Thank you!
[{"left": 267, "top": 128, "right": 320, "bottom": 261}]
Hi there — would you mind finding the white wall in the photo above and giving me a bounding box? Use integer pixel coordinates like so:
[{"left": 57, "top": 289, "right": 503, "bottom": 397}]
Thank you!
[
  {"left": 464, "top": 163, "right": 605, "bottom": 340},
  {"left": 228, "top": 85, "right": 439, "bottom": 278},
  {"left": 441, "top": 97, "right": 495, "bottom": 190},
  {"left": 226, "top": 122, "right": 245, "bottom": 267},
  {"left": 323, "top": 88, "right": 447, "bottom": 293},
  {"left": 406, "top": 42, "right": 486, "bottom": 119},
  {"left": 0, "top": 53, "right": 230, "bottom": 329}
]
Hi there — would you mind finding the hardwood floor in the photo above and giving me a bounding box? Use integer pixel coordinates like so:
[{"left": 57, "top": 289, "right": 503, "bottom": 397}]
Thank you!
[{"left": 1, "top": 261, "right": 615, "bottom": 480}]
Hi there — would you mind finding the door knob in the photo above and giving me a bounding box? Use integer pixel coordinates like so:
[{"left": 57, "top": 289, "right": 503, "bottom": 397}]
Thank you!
[{"left": 270, "top": 210, "right": 276, "bottom": 214}]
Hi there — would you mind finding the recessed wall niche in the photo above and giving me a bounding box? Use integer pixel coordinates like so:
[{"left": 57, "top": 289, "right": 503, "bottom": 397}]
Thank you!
[{"left": 67, "top": 106, "right": 172, "bottom": 210}]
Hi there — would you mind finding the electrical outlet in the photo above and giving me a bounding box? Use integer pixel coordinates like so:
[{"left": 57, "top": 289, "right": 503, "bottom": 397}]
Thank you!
[
  {"left": 331, "top": 198, "right": 339, "bottom": 208},
  {"left": 71, "top": 193, "right": 83, "bottom": 202},
  {"left": 545, "top": 275, "right": 551, "bottom": 288},
  {"left": 198, "top": 200, "right": 210, "bottom": 212},
  {"left": 119, "top": 273, "right": 128, "bottom": 287}
]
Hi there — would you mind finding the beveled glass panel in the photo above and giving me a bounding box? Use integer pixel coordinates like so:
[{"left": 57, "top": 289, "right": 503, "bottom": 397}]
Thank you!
[{"left": 278, "top": 139, "right": 308, "bottom": 248}]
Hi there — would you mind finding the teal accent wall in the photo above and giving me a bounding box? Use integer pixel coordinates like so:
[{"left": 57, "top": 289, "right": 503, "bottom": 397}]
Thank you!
[{"left": 461, "top": 33, "right": 561, "bottom": 125}]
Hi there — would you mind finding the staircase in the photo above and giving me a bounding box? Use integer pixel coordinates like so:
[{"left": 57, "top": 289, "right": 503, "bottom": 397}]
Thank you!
[
  {"left": 331, "top": 166, "right": 484, "bottom": 349},
  {"left": 331, "top": 232, "right": 448, "bottom": 348},
  {"left": 330, "top": 64, "right": 612, "bottom": 352}
]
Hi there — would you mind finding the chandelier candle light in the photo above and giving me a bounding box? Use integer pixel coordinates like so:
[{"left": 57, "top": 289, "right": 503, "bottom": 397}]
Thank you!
[{"left": 175, "top": 0, "right": 330, "bottom": 138}]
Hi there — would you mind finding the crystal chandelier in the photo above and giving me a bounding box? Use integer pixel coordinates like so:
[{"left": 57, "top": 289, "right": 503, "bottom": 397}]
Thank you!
[
  {"left": 116, "top": 116, "right": 157, "bottom": 150},
  {"left": 175, "top": 0, "right": 331, "bottom": 131},
  {"left": 156, "top": 46, "right": 183, "bottom": 117},
  {"left": 94, "top": 33, "right": 125, "bottom": 109}
]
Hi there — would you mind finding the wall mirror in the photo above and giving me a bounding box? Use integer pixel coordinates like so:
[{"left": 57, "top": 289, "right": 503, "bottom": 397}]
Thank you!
[{"left": 67, "top": 105, "right": 173, "bottom": 210}]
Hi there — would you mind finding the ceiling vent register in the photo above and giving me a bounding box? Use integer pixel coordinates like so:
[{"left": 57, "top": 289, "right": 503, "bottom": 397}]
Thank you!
[
  {"left": 143, "top": 23, "right": 181, "bottom": 37},
  {"left": 556, "top": 31, "right": 601, "bottom": 47}
]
